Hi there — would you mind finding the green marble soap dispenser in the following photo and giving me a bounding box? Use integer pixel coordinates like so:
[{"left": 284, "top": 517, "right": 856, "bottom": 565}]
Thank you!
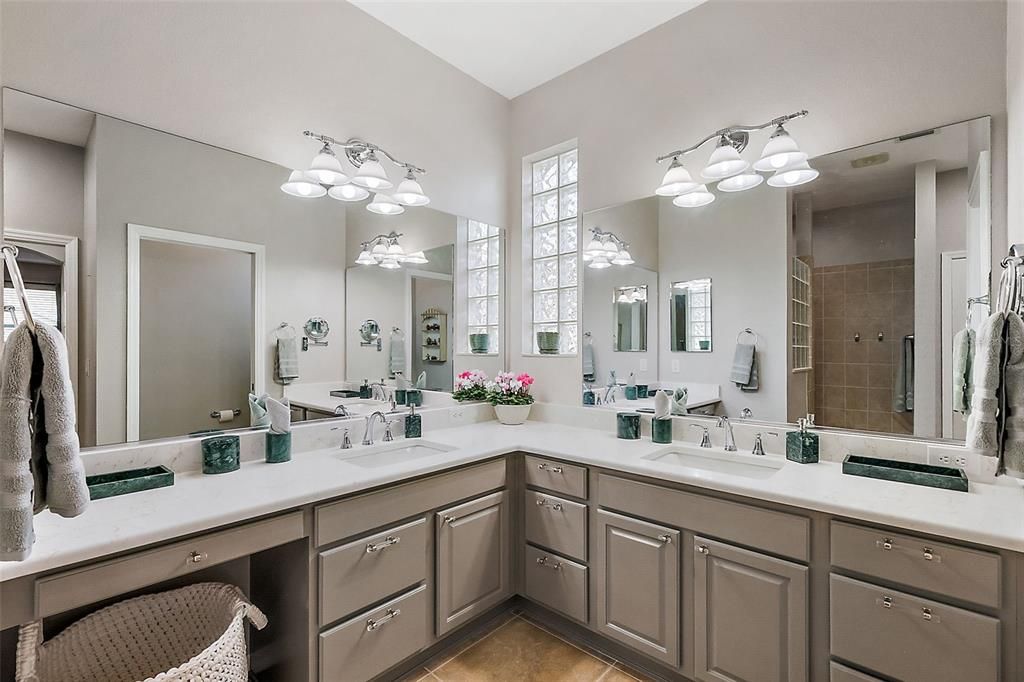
[
  {"left": 786, "top": 415, "right": 819, "bottom": 464},
  {"left": 405, "top": 403, "right": 422, "bottom": 439}
]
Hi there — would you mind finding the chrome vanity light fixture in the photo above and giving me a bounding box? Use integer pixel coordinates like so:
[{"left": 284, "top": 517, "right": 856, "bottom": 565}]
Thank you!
[
  {"left": 583, "top": 228, "right": 634, "bottom": 268},
  {"left": 354, "top": 232, "right": 429, "bottom": 269},
  {"left": 655, "top": 110, "right": 817, "bottom": 208},
  {"left": 282, "top": 131, "right": 429, "bottom": 213}
]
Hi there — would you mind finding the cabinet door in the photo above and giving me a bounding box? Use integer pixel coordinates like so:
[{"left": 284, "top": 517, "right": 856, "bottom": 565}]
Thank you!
[
  {"left": 692, "top": 536, "right": 808, "bottom": 682},
  {"left": 436, "top": 490, "right": 510, "bottom": 635},
  {"left": 595, "top": 509, "right": 680, "bottom": 667}
]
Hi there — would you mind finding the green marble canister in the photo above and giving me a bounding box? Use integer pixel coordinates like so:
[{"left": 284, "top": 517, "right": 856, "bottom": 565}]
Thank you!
[
  {"left": 395, "top": 389, "right": 407, "bottom": 406},
  {"left": 266, "top": 432, "right": 291, "bottom": 463},
  {"left": 786, "top": 430, "right": 819, "bottom": 464},
  {"left": 406, "top": 389, "right": 423, "bottom": 407},
  {"left": 583, "top": 390, "right": 595, "bottom": 405},
  {"left": 625, "top": 386, "right": 638, "bottom": 400},
  {"left": 202, "top": 435, "right": 240, "bottom": 474},
  {"left": 652, "top": 417, "right": 673, "bottom": 444},
  {"left": 637, "top": 384, "right": 649, "bottom": 399},
  {"left": 617, "top": 412, "right": 641, "bottom": 440}
]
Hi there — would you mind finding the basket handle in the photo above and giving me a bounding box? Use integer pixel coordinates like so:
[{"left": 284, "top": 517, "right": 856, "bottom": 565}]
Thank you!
[
  {"left": 238, "top": 602, "right": 268, "bottom": 630},
  {"left": 15, "top": 620, "right": 42, "bottom": 682}
]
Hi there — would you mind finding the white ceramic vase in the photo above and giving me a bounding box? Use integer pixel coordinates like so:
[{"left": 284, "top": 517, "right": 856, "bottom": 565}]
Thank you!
[{"left": 494, "top": 404, "right": 531, "bottom": 425}]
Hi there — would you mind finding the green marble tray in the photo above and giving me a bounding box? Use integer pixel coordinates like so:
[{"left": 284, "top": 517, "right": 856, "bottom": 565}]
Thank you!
[
  {"left": 86, "top": 466, "right": 175, "bottom": 500},
  {"left": 842, "top": 455, "right": 968, "bottom": 492}
]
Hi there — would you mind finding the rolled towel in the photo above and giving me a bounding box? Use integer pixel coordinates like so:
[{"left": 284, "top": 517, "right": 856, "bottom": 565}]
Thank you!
[
  {"left": 654, "top": 391, "right": 672, "bottom": 419},
  {"left": 275, "top": 337, "right": 299, "bottom": 384},
  {"left": 1002, "top": 314, "right": 1024, "bottom": 477},
  {"left": 265, "top": 396, "right": 291, "bottom": 435},
  {"left": 415, "top": 371, "right": 427, "bottom": 389},
  {"left": 249, "top": 392, "right": 271, "bottom": 428},
  {"left": 730, "top": 341, "right": 755, "bottom": 387},
  {"left": 966, "top": 312, "right": 1006, "bottom": 458},
  {"left": 952, "top": 327, "right": 975, "bottom": 416},
  {"left": 672, "top": 387, "right": 689, "bottom": 415},
  {"left": 627, "top": 372, "right": 636, "bottom": 387}
]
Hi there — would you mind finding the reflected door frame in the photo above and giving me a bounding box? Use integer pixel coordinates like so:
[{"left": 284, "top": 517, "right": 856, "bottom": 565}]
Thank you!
[
  {"left": 940, "top": 249, "right": 968, "bottom": 439},
  {"left": 126, "top": 223, "right": 265, "bottom": 442}
]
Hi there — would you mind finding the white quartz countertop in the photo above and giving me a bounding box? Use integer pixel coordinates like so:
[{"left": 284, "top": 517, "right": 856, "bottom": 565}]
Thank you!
[{"left": 4, "top": 420, "right": 1024, "bottom": 582}]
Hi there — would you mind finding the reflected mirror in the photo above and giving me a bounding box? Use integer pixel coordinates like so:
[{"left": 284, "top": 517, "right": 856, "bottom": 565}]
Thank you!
[
  {"left": 670, "top": 279, "right": 712, "bottom": 352},
  {"left": 613, "top": 286, "right": 648, "bottom": 352}
]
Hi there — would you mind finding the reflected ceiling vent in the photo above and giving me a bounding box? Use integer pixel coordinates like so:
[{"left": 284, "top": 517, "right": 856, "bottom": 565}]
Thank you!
[
  {"left": 850, "top": 152, "right": 890, "bottom": 169},
  {"left": 897, "top": 129, "right": 936, "bottom": 142}
]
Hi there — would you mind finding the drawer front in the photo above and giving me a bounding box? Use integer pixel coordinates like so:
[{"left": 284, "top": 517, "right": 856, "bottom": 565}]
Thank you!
[
  {"left": 524, "top": 489, "right": 587, "bottom": 561},
  {"left": 597, "top": 473, "right": 809, "bottom": 562},
  {"left": 829, "top": 574, "right": 999, "bottom": 682},
  {"left": 524, "top": 544, "right": 588, "bottom": 623},
  {"left": 319, "top": 518, "right": 428, "bottom": 626},
  {"left": 319, "top": 584, "right": 429, "bottom": 682},
  {"left": 524, "top": 455, "right": 588, "bottom": 499},
  {"left": 830, "top": 661, "right": 884, "bottom": 682},
  {"left": 35, "top": 512, "right": 304, "bottom": 618},
  {"left": 316, "top": 458, "right": 506, "bottom": 546},
  {"left": 831, "top": 520, "right": 1000, "bottom": 608}
]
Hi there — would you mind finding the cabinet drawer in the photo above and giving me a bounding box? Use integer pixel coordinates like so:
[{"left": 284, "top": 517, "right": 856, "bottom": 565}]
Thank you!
[
  {"left": 829, "top": 574, "right": 999, "bottom": 682},
  {"left": 524, "top": 455, "right": 587, "bottom": 499},
  {"left": 524, "top": 544, "right": 587, "bottom": 623},
  {"left": 319, "top": 584, "right": 429, "bottom": 682},
  {"left": 830, "top": 661, "right": 883, "bottom": 682},
  {"left": 35, "top": 512, "right": 304, "bottom": 618},
  {"left": 831, "top": 521, "right": 1000, "bottom": 608},
  {"left": 319, "top": 517, "right": 427, "bottom": 626},
  {"left": 316, "top": 459, "right": 506, "bottom": 546},
  {"left": 524, "top": 489, "right": 587, "bottom": 561}
]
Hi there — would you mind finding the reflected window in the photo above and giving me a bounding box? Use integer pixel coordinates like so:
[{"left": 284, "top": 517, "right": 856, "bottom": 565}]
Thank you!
[
  {"left": 460, "top": 219, "right": 501, "bottom": 354},
  {"left": 670, "top": 278, "right": 712, "bottom": 352}
]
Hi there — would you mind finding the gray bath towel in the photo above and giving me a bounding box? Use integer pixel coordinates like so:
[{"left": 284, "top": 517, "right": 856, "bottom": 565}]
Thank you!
[
  {"left": 1, "top": 323, "right": 89, "bottom": 561},
  {"left": 952, "top": 327, "right": 975, "bottom": 417},
  {"left": 1002, "top": 314, "right": 1024, "bottom": 477},
  {"left": 275, "top": 337, "right": 299, "bottom": 385},
  {"left": 966, "top": 312, "right": 1006, "bottom": 458}
]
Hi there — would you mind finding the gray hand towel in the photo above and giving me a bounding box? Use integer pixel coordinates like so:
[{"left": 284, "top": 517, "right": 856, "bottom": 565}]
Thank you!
[
  {"left": 739, "top": 351, "right": 759, "bottom": 392},
  {"left": 265, "top": 396, "right": 291, "bottom": 435},
  {"left": 730, "top": 341, "right": 755, "bottom": 387},
  {"left": 582, "top": 343, "right": 596, "bottom": 380},
  {"left": 966, "top": 312, "right": 1006, "bottom": 458},
  {"left": 275, "top": 337, "right": 299, "bottom": 385},
  {"left": 1002, "top": 314, "right": 1024, "bottom": 478},
  {"left": 1, "top": 323, "right": 89, "bottom": 562},
  {"left": 389, "top": 337, "right": 406, "bottom": 377}
]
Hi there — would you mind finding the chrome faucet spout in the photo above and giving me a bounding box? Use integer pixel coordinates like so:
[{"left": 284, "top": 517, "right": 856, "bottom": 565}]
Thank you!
[
  {"left": 717, "top": 416, "right": 737, "bottom": 452},
  {"left": 363, "top": 410, "right": 387, "bottom": 446}
]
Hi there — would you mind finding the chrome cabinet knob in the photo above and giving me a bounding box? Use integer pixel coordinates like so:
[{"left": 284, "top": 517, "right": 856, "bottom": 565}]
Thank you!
[
  {"left": 536, "top": 556, "right": 562, "bottom": 570},
  {"left": 658, "top": 534, "right": 673, "bottom": 544},
  {"left": 187, "top": 551, "right": 207, "bottom": 565},
  {"left": 442, "top": 515, "right": 455, "bottom": 524},
  {"left": 695, "top": 544, "right": 709, "bottom": 554}
]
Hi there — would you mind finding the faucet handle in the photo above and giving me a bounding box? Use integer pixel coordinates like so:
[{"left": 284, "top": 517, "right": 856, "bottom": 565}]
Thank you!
[
  {"left": 752, "top": 433, "right": 765, "bottom": 456},
  {"left": 335, "top": 427, "right": 352, "bottom": 449},
  {"left": 689, "top": 424, "right": 712, "bottom": 448},
  {"left": 383, "top": 420, "right": 396, "bottom": 442}
]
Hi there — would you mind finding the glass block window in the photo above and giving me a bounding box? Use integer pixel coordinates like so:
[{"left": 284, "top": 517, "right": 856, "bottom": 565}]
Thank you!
[
  {"left": 529, "top": 148, "right": 578, "bottom": 354},
  {"left": 463, "top": 219, "right": 501, "bottom": 354},
  {"left": 686, "top": 279, "right": 712, "bottom": 348},
  {"left": 791, "top": 257, "right": 812, "bottom": 371}
]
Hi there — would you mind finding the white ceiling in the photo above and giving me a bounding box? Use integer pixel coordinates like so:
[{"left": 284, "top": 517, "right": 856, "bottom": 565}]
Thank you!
[{"left": 349, "top": 0, "right": 707, "bottom": 99}]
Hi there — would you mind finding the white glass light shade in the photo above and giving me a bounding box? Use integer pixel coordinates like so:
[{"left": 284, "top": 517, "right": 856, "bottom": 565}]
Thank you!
[
  {"left": 403, "top": 251, "right": 429, "bottom": 264},
  {"left": 387, "top": 241, "right": 405, "bottom": 257},
  {"left": 328, "top": 183, "right": 370, "bottom": 202},
  {"left": 656, "top": 159, "right": 699, "bottom": 196},
  {"left": 392, "top": 174, "right": 430, "bottom": 206},
  {"left": 355, "top": 250, "right": 377, "bottom": 265},
  {"left": 717, "top": 172, "right": 764, "bottom": 193},
  {"left": 588, "top": 256, "right": 612, "bottom": 269},
  {"left": 351, "top": 157, "right": 393, "bottom": 190},
  {"left": 308, "top": 150, "right": 349, "bottom": 185},
  {"left": 367, "top": 193, "right": 405, "bottom": 215},
  {"left": 379, "top": 257, "right": 401, "bottom": 269},
  {"left": 702, "top": 139, "right": 750, "bottom": 180},
  {"left": 753, "top": 127, "right": 808, "bottom": 172},
  {"left": 672, "top": 185, "right": 715, "bottom": 208},
  {"left": 603, "top": 240, "right": 619, "bottom": 256},
  {"left": 371, "top": 242, "right": 388, "bottom": 257},
  {"left": 611, "top": 249, "right": 634, "bottom": 265},
  {"left": 281, "top": 170, "right": 327, "bottom": 198},
  {"left": 617, "top": 292, "right": 631, "bottom": 303},
  {"left": 767, "top": 161, "right": 820, "bottom": 188}
]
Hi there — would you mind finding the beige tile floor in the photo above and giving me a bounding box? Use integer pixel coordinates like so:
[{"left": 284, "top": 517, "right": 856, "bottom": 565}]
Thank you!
[{"left": 398, "top": 613, "right": 655, "bottom": 682}]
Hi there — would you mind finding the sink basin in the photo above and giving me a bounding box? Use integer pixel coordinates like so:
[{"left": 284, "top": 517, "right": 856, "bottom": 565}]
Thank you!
[
  {"left": 644, "top": 448, "right": 785, "bottom": 479},
  {"left": 339, "top": 441, "right": 454, "bottom": 468}
]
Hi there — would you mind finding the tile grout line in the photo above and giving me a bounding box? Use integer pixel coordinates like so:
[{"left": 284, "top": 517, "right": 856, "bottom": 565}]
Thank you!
[
  {"left": 516, "top": 613, "right": 619, "bottom": 667},
  {"left": 427, "top": 612, "right": 520, "bottom": 674}
]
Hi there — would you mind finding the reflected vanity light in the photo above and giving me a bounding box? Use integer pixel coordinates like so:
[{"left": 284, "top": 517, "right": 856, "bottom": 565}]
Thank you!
[
  {"left": 584, "top": 228, "right": 633, "bottom": 267},
  {"left": 283, "top": 131, "right": 428, "bottom": 213},
  {"left": 355, "top": 232, "right": 428, "bottom": 269},
  {"left": 656, "top": 110, "right": 816, "bottom": 207},
  {"left": 616, "top": 286, "right": 647, "bottom": 303}
]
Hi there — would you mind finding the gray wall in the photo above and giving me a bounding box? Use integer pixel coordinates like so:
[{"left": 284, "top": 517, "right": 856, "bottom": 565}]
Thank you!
[
  {"left": 412, "top": 276, "right": 454, "bottom": 392},
  {"left": 812, "top": 197, "right": 916, "bottom": 268},
  {"left": 88, "top": 115, "right": 346, "bottom": 445},
  {"left": 3, "top": 131, "right": 84, "bottom": 237}
]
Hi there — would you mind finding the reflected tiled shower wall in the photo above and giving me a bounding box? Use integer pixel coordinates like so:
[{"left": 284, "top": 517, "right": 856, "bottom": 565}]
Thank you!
[{"left": 813, "top": 259, "right": 915, "bottom": 434}]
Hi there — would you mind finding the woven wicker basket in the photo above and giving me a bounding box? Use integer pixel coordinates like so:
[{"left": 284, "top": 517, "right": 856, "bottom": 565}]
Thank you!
[{"left": 15, "top": 582, "right": 267, "bottom": 682}]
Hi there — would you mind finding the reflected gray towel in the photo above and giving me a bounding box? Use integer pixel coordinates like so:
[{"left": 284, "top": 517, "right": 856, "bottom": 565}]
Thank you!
[
  {"left": 582, "top": 343, "right": 595, "bottom": 380},
  {"left": 967, "top": 312, "right": 1006, "bottom": 458},
  {"left": 275, "top": 338, "right": 299, "bottom": 384},
  {"left": 894, "top": 336, "right": 915, "bottom": 412},
  {"left": 672, "top": 388, "right": 689, "bottom": 415},
  {"left": 1, "top": 323, "right": 89, "bottom": 562},
  {"left": 265, "top": 396, "right": 291, "bottom": 435},
  {"left": 249, "top": 392, "right": 271, "bottom": 428},
  {"left": 1002, "top": 314, "right": 1024, "bottom": 477},
  {"left": 389, "top": 337, "right": 406, "bottom": 377},
  {"left": 730, "top": 341, "right": 755, "bottom": 388},
  {"left": 952, "top": 328, "right": 974, "bottom": 416}
]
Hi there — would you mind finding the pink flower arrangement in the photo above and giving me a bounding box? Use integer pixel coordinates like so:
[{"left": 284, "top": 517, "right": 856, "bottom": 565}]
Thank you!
[
  {"left": 452, "top": 370, "right": 489, "bottom": 401},
  {"left": 486, "top": 371, "right": 536, "bottom": 406}
]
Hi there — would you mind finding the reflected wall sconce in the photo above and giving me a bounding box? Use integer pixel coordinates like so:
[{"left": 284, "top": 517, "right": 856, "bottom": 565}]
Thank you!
[
  {"left": 583, "top": 228, "right": 634, "bottom": 268},
  {"left": 282, "top": 131, "right": 429, "bottom": 213},
  {"left": 655, "top": 110, "right": 818, "bottom": 208},
  {"left": 354, "top": 231, "right": 429, "bottom": 268}
]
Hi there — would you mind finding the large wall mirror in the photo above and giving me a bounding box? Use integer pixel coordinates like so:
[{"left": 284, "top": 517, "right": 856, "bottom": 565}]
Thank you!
[
  {"left": 2, "top": 88, "right": 505, "bottom": 447},
  {"left": 580, "top": 116, "right": 992, "bottom": 444}
]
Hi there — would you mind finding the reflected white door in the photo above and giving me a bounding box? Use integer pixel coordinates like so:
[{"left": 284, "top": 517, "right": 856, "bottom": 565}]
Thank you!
[{"left": 941, "top": 251, "right": 968, "bottom": 440}]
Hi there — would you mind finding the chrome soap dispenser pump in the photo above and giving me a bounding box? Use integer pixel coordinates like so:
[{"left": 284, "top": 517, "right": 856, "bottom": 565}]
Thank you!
[{"left": 786, "top": 414, "right": 819, "bottom": 464}]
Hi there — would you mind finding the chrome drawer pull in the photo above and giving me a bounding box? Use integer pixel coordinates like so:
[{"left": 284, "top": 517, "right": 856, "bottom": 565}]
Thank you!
[
  {"left": 875, "top": 538, "right": 943, "bottom": 563},
  {"left": 876, "top": 596, "right": 942, "bottom": 623},
  {"left": 442, "top": 515, "right": 455, "bottom": 524},
  {"left": 366, "top": 608, "right": 401, "bottom": 632},
  {"left": 186, "top": 551, "right": 208, "bottom": 565},
  {"left": 696, "top": 544, "right": 709, "bottom": 554},
  {"left": 536, "top": 556, "right": 562, "bottom": 570},
  {"left": 535, "top": 498, "right": 564, "bottom": 511},
  {"left": 365, "top": 535, "right": 401, "bottom": 553},
  {"left": 537, "top": 463, "right": 563, "bottom": 474},
  {"left": 878, "top": 537, "right": 894, "bottom": 551}
]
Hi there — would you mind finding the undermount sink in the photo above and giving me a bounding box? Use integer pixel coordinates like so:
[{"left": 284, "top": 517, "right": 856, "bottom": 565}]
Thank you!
[
  {"left": 643, "top": 448, "right": 786, "bottom": 479},
  {"left": 339, "top": 441, "right": 454, "bottom": 468}
]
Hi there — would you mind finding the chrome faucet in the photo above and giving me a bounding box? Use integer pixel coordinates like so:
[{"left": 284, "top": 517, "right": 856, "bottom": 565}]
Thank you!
[
  {"left": 603, "top": 385, "right": 621, "bottom": 404},
  {"left": 690, "top": 424, "right": 712, "bottom": 448},
  {"left": 363, "top": 410, "right": 388, "bottom": 446},
  {"left": 370, "top": 382, "right": 388, "bottom": 402},
  {"left": 717, "top": 416, "right": 737, "bottom": 452},
  {"left": 333, "top": 403, "right": 351, "bottom": 417}
]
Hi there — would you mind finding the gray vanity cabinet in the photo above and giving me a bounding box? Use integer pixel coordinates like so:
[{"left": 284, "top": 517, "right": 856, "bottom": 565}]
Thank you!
[
  {"left": 594, "top": 509, "right": 680, "bottom": 667},
  {"left": 691, "top": 536, "right": 808, "bottom": 682},
  {"left": 435, "top": 490, "right": 511, "bottom": 635}
]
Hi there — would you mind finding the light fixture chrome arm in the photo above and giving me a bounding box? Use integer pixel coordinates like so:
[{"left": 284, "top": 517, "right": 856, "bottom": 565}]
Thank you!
[
  {"left": 303, "top": 131, "right": 427, "bottom": 175},
  {"left": 655, "top": 110, "right": 809, "bottom": 163}
]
